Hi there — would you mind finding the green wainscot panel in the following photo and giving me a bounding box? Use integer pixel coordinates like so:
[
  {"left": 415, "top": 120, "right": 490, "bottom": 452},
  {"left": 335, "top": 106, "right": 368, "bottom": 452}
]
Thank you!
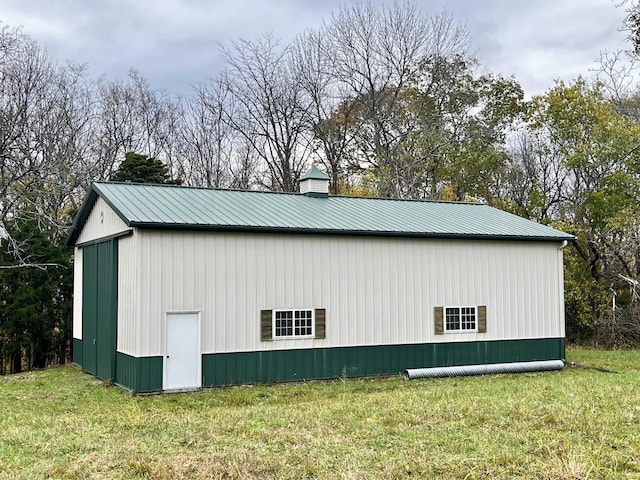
[
  {"left": 115, "top": 352, "right": 163, "bottom": 393},
  {"left": 202, "top": 337, "right": 565, "bottom": 387},
  {"left": 72, "top": 338, "right": 83, "bottom": 366}
]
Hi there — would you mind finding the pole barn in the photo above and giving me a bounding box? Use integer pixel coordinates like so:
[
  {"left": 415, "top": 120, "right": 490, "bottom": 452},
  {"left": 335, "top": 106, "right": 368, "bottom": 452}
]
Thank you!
[{"left": 67, "top": 167, "right": 574, "bottom": 393}]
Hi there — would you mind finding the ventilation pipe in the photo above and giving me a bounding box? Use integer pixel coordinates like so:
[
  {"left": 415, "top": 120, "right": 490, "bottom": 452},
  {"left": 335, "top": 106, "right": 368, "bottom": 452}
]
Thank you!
[{"left": 403, "top": 360, "right": 564, "bottom": 380}]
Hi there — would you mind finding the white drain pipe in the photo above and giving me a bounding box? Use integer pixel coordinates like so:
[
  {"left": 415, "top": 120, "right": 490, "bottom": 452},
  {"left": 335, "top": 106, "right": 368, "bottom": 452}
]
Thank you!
[{"left": 403, "top": 360, "right": 565, "bottom": 380}]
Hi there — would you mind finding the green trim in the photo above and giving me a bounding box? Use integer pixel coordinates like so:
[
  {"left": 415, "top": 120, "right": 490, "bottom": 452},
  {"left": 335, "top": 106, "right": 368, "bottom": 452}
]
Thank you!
[
  {"left": 202, "top": 338, "right": 565, "bottom": 387},
  {"left": 66, "top": 189, "right": 98, "bottom": 245},
  {"left": 115, "top": 352, "right": 163, "bottom": 393},
  {"left": 303, "top": 192, "right": 329, "bottom": 198},
  {"left": 75, "top": 229, "right": 132, "bottom": 248},
  {"left": 72, "top": 338, "right": 82, "bottom": 365},
  {"left": 129, "top": 223, "right": 570, "bottom": 242}
]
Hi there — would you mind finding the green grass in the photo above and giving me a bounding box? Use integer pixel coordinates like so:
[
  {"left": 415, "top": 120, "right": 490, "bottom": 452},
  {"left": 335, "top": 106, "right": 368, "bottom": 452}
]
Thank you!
[{"left": 1, "top": 349, "right": 639, "bottom": 479}]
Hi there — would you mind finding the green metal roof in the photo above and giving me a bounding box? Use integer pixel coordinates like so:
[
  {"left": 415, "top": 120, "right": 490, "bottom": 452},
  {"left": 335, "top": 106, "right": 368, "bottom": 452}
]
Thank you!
[{"left": 66, "top": 181, "right": 575, "bottom": 245}]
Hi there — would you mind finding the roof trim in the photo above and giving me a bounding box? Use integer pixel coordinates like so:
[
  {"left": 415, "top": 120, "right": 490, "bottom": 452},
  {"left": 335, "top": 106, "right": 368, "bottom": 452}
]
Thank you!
[
  {"left": 75, "top": 229, "right": 133, "bottom": 248},
  {"left": 129, "top": 221, "right": 573, "bottom": 242},
  {"left": 66, "top": 187, "right": 97, "bottom": 246}
]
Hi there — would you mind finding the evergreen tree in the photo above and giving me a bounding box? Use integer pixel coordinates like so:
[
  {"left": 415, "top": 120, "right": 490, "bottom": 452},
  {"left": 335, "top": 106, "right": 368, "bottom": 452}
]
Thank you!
[
  {"left": 110, "top": 152, "right": 180, "bottom": 184},
  {"left": 0, "top": 217, "right": 72, "bottom": 373}
]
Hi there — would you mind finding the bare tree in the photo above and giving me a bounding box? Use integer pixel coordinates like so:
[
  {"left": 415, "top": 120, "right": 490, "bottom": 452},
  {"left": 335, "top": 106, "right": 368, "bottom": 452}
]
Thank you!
[
  {"left": 181, "top": 76, "right": 265, "bottom": 189},
  {"left": 220, "top": 33, "right": 312, "bottom": 192},
  {"left": 180, "top": 82, "right": 231, "bottom": 188},
  {"left": 321, "top": 1, "right": 470, "bottom": 197},
  {"left": 228, "top": 136, "right": 261, "bottom": 190},
  {"left": 291, "top": 29, "right": 359, "bottom": 194},
  {"left": 622, "top": 0, "right": 640, "bottom": 56},
  {"left": 92, "top": 70, "right": 180, "bottom": 181},
  {"left": 24, "top": 63, "right": 98, "bottom": 226},
  {"left": 0, "top": 23, "right": 98, "bottom": 286},
  {"left": 503, "top": 130, "right": 568, "bottom": 223},
  {"left": 0, "top": 24, "right": 57, "bottom": 230}
]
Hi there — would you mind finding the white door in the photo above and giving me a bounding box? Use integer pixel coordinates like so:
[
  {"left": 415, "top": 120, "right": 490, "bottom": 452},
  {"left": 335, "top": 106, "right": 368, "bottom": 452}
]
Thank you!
[{"left": 164, "top": 312, "right": 201, "bottom": 390}]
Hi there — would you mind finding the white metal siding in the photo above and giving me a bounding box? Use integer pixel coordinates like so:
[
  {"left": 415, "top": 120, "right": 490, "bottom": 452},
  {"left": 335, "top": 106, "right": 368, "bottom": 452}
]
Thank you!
[
  {"left": 76, "top": 196, "right": 129, "bottom": 244},
  {"left": 116, "top": 234, "right": 139, "bottom": 355},
  {"left": 130, "top": 231, "right": 565, "bottom": 357},
  {"left": 72, "top": 247, "right": 83, "bottom": 340}
]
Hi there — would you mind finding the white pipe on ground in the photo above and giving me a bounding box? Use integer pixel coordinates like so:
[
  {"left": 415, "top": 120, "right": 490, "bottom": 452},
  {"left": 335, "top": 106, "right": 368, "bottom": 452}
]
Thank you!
[{"left": 403, "top": 360, "right": 565, "bottom": 380}]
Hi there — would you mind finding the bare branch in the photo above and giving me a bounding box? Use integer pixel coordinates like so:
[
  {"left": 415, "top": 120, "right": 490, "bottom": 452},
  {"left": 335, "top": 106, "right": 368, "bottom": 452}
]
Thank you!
[{"left": 0, "top": 262, "right": 66, "bottom": 270}]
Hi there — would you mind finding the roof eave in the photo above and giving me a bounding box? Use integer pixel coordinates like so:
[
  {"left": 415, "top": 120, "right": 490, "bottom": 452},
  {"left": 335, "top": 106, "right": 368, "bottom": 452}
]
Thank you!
[{"left": 128, "top": 221, "right": 575, "bottom": 242}]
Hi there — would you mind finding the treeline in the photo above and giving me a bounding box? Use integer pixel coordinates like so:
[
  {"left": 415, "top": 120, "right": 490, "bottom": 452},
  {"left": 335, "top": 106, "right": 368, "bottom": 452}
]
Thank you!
[{"left": 2, "top": 2, "right": 640, "bottom": 373}]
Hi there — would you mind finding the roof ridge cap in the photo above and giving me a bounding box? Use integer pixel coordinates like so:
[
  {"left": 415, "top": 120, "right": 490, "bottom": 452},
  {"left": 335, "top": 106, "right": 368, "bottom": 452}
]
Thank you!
[
  {"left": 334, "top": 193, "right": 483, "bottom": 205},
  {"left": 95, "top": 181, "right": 485, "bottom": 205}
]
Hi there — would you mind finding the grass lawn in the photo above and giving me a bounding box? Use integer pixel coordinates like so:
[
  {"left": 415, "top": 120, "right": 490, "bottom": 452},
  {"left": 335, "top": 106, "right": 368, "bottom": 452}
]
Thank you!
[{"left": 1, "top": 349, "right": 639, "bottom": 479}]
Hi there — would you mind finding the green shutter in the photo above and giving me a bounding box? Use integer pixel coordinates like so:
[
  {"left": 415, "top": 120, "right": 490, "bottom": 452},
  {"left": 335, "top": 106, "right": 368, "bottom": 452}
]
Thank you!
[
  {"left": 434, "top": 306, "right": 444, "bottom": 335},
  {"left": 478, "top": 305, "right": 487, "bottom": 333},
  {"left": 261, "top": 310, "right": 273, "bottom": 341},
  {"left": 315, "top": 309, "right": 326, "bottom": 339}
]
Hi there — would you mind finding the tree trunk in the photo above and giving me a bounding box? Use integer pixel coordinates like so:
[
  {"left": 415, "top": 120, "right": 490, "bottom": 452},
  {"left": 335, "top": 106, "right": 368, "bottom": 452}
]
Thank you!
[{"left": 11, "top": 350, "right": 22, "bottom": 374}]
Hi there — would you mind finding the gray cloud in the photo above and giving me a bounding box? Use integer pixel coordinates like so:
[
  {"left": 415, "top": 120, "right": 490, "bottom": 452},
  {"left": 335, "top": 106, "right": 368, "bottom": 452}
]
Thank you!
[
  {"left": 1, "top": 0, "right": 630, "bottom": 97},
  {"left": 453, "top": 0, "right": 628, "bottom": 95}
]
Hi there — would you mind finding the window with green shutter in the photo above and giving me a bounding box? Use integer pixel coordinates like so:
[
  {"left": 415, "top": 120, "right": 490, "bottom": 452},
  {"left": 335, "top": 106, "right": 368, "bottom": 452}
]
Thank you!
[
  {"left": 261, "top": 308, "right": 326, "bottom": 340},
  {"left": 435, "top": 305, "right": 487, "bottom": 334}
]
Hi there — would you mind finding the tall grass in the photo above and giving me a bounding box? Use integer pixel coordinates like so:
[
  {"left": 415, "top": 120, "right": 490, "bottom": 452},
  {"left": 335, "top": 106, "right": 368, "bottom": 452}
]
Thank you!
[{"left": 1, "top": 349, "right": 639, "bottom": 479}]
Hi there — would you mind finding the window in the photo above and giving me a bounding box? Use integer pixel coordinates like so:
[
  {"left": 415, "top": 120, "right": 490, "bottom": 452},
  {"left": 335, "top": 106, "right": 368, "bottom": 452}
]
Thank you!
[
  {"left": 261, "top": 308, "right": 326, "bottom": 341},
  {"left": 445, "top": 306, "right": 477, "bottom": 332},
  {"left": 434, "top": 305, "right": 486, "bottom": 335},
  {"left": 274, "top": 309, "right": 313, "bottom": 338}
]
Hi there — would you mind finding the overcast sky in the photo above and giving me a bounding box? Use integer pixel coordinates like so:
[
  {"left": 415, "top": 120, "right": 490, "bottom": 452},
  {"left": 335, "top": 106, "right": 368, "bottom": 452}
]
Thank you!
[{"left": 0, "top": 0, "right": 630, "bottom": 98}]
